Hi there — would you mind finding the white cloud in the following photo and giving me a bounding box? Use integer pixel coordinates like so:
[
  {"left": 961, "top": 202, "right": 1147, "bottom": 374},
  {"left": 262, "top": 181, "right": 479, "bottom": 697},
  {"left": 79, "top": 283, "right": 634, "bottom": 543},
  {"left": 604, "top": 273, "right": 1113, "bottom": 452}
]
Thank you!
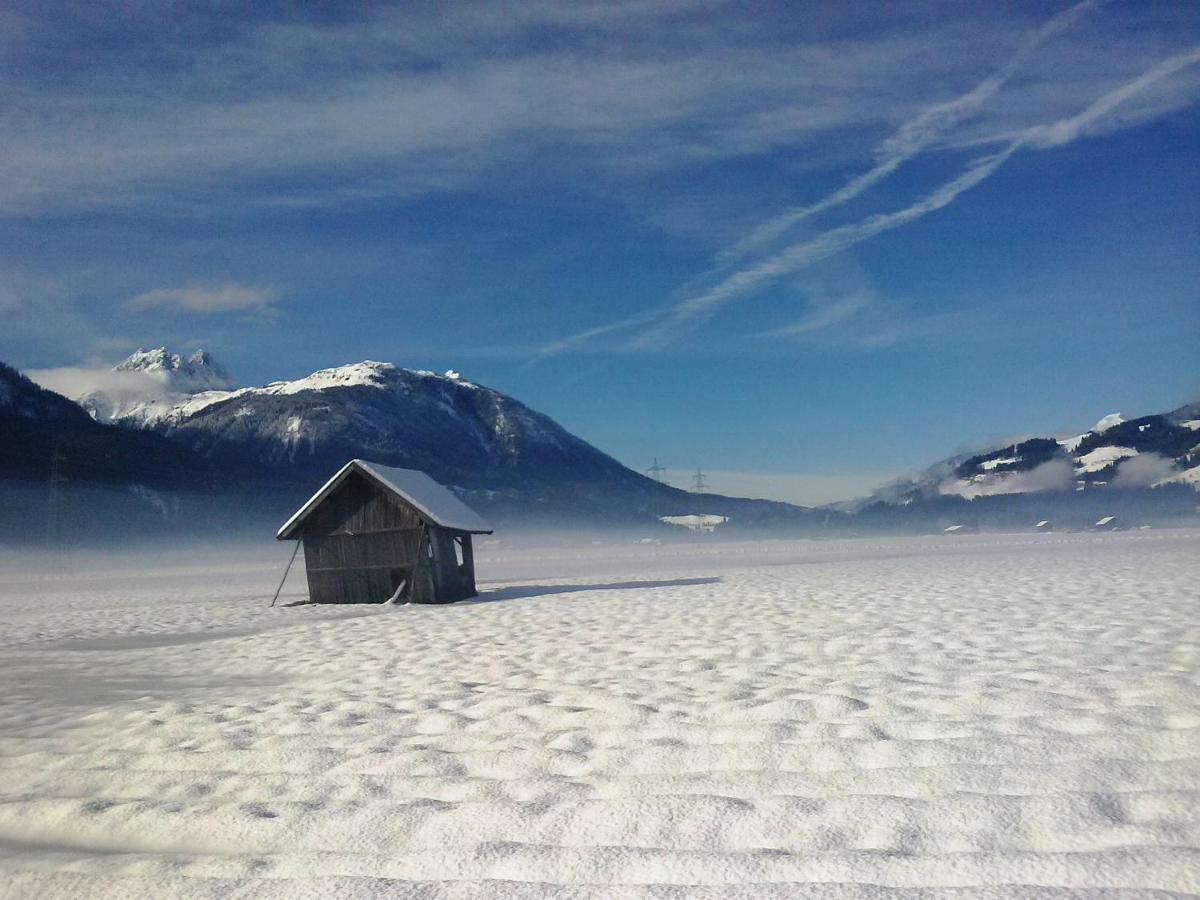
[
  {"left": 26, "top": 366, "right": 167, "bottom": 406},
  {"left": 1112, "top": 452, "right": 1179, "bottom": 488},
  {"left": 944, "top": 457, "right": 1077, "bottom": 499},
  {"left": 7, "top": 3, "right": 1194, "bottom": 219},
  {"left": 125, "top": 284, "right": 277, "bottom": 315}
]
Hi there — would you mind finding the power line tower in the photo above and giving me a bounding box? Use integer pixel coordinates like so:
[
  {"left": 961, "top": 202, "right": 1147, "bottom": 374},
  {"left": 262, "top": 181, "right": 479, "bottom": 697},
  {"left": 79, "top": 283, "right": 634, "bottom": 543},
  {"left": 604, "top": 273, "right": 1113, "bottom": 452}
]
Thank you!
[
  {"left": 692, "top": 468, "right": 708, "bottom": 494},
  {"left": 46, "top": 437, "right": 67, "bottom": 552},
  {"left": 646, "top": 458, "right": 667, "bottom": 521}
]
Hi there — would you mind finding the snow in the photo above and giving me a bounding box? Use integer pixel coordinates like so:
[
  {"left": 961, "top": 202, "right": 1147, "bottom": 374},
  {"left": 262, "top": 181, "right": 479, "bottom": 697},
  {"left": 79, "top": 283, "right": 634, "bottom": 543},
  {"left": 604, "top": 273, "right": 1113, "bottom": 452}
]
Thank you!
[
  {"left": 115, "top": 347, "right": 237, "bottom": 393},
  {"left": 1057, "top": 433, "right": 1089, "bottom": 453},
  {"left": 979, "top": 456, "right": 1019, "bottom": 470},
  {"left": 96, "top": 360, "right": 490, "bottom": 429},
  {"left": 278, "top": 459, "right": 493, "bottom": 538},
  {"left": 1090, "top": 413, "right": 1125, "bottom": 434},
  {"left": 0, "top": 531, "right": 1197, "bottom": 897},
  {"left": 1075, "top": 445, "right": 1139, "bottom": 474},
  {"left": 95, "top": 362, "right": 397, "bottom": 427},
  {"left": 1155, "top": 465, "right": 1200, "bottom": 488},
  {"left": 264, "top": 361, "right": 393, "bottom": 395},
  {"left": 1183, "top": 420, "right": 1200, "bottom": 432}
]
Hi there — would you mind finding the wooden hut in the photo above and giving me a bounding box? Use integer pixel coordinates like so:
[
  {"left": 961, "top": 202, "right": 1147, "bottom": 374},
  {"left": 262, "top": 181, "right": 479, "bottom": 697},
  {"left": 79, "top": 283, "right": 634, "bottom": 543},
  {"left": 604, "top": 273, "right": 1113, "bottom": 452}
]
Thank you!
[{"left": 277, "top": 459, "right": 492, "bottom": 604}]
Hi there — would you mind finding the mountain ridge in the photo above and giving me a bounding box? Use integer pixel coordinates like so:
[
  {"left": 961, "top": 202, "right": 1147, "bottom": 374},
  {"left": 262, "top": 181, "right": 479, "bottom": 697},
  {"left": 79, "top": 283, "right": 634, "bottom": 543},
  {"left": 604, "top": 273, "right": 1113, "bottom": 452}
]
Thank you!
[
  {"left": 842, "top": 399, "right": 1200, "bottom": 512},
  {"left": 25, "top": 350, "right": 821, "bottom": 527}
]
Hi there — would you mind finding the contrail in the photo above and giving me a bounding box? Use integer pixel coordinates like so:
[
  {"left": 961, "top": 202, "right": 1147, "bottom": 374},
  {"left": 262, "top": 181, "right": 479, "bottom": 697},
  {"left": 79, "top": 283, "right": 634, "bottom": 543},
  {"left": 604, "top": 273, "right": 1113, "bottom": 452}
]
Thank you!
[
  {"left": 632, "top": 43, "right": 1200, "bottom": 345},
  {"left": 530, "top": 308, "right": 663, "bottom": 361},
  {"left": 1027, "top": 43, "right": 1200, "bottom": 147},
  {"left": 718, "top": 0, "right": 1101, "bottom": 264},
  {"left": 633, "top": 140, "right": 1023, "bottom": 347},
  {"left": 538, "top": 43, "right": 1200, "bottom": 357}
]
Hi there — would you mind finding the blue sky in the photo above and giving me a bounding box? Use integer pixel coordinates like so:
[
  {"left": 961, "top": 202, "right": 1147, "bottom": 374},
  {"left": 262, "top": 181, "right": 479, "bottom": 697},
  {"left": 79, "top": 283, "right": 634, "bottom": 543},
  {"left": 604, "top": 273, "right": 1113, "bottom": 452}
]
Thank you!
[{"left": 3, "top": 0, "right": 1198, "bottom": 504}]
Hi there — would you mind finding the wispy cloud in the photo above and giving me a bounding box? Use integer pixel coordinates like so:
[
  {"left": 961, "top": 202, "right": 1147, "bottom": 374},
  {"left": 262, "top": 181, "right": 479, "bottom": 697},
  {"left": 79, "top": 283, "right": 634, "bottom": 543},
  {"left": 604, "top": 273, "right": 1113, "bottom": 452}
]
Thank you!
[
  {"left": 545, "top": 42, "right": 1200, "bottom": 354},
  {"left": 26, "top": 366, "right": 167, "bottom": 405},
  {"left": 757, "top": 289, "right": 874, "bottom": 339},
  {"left": 1026, "top": 44, "right": 1200, "bottom": 147},
  {"left": 1112, "top": 452, "right": 1179, "bottom": 488},
  {"left": 719, "top": 0, "right": 1102, "bottom": 264},
  {"left": 125, "top": 284, "right": 278, "bottom": 315},
  {"left": 629, "top": 139, "right": 1022, "bottom": 348},
  {"left": 6, "top": 3, "right": 1181, "bottom": 218}
]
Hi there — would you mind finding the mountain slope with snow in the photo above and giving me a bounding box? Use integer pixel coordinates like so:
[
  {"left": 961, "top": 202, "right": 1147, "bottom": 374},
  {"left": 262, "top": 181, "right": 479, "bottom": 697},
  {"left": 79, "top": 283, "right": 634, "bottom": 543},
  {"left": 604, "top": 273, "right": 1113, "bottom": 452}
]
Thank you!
[
  {"left": 97, "top": 356, "right": 640, "bottom": 490},
  {"left": 0, "top": 360, "right": 234, "bottom": 494},
  {"left": 71, "top": 351, "right": 817, "bottom": 525},
  {"left": 850, "top": 400, "right": 1200, "bottom": 514}
]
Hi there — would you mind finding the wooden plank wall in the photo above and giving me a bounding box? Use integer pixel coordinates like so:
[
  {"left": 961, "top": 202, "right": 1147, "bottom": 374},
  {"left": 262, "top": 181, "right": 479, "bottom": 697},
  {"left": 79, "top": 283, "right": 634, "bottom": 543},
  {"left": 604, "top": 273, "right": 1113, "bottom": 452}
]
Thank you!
[
  {"left": 297, "top": 470, "right": 480, "bottom": 604},
  {"left": 304, "top": 472, "right": 423, "bottom": 535}
]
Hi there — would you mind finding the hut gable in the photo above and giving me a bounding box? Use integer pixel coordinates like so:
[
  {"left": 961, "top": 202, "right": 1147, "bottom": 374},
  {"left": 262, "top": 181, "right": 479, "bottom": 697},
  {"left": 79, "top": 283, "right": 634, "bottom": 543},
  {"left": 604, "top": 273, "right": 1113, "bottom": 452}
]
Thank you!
[
  {"left": 278, "top": 460, "right": 492, "bottom": 605},
  {"left": 278, "top": 460, "right": 492, "bottom": 540},
  {"left": 301, "top": 471, "right": 424, "bottom": 536}
]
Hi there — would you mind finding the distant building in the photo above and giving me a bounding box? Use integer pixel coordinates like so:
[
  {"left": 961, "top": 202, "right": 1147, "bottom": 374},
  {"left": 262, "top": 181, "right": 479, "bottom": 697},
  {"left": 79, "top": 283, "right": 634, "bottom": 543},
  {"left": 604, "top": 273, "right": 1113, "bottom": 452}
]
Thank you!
[
  {"left": 1093, "top": 515, "right": 1119, "bottom": 531},
  {"left": 278, "top": 459, "right": 492, "bottom": 604},
  {"left": 1035, "top": 520, "right": 1051, "bottom": 531},
  {"left": 660, "top": 514, "right": 728, "bottom": 533},
  {"left": 943, "top": 524, "right": 978, "bottom": 535}
]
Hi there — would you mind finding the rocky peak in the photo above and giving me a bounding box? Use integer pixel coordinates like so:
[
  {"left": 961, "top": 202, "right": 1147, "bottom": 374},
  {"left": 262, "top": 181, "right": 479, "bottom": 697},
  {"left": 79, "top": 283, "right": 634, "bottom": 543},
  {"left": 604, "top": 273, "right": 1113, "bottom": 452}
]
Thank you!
[{"left": 115, "top": 347, "right": 236, "bottom": 393}]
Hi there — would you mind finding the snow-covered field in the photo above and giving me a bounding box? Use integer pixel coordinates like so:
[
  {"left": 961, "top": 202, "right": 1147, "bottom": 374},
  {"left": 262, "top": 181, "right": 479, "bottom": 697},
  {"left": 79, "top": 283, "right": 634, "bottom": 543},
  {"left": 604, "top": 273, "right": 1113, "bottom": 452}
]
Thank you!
[{"left": 0, "top": 531, "right": 1197, "bottom": 898}]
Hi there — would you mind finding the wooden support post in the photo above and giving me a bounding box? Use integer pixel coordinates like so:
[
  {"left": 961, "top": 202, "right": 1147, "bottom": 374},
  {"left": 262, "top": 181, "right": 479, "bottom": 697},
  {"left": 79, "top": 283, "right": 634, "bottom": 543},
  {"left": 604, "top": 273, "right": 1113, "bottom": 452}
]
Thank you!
[{"left": 270, "top": 540, "right": 302, "bottom": 607}]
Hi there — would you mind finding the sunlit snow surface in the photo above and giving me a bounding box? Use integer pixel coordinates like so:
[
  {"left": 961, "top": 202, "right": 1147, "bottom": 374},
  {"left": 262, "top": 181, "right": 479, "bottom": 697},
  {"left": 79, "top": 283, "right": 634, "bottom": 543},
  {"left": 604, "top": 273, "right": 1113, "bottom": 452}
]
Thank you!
[{"left": 0, "top": 532, "right": 1198, "bottom": 898}]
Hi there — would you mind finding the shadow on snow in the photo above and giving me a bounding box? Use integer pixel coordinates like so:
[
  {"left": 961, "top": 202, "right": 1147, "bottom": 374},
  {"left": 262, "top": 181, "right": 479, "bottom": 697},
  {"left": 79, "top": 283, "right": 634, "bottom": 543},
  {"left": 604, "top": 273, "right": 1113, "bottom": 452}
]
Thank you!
[{"left": 469, "top": 577, "right": 721, "bottom": 605}]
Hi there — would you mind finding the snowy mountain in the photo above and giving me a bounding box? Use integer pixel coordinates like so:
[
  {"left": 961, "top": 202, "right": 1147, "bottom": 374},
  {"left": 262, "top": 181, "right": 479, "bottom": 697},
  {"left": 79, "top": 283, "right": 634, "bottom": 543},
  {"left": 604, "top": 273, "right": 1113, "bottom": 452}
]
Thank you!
[
  {"left": 80, "top": 347, "right": 237, "bottom": 422},
  {"left": 89, "top": 354, "right": 640, "bottom": 490},
  {"left": 0, "top": 360, "right": 234, "bottom": 492},
  {"left": 116, "top": 347, "right": 236, "bottom": 392},
  {"left": 853, "top": 402, "right": 1200, "bottom": 511},
  {"left": 70, "top": 350, "right": 817, "bottom": 525}
]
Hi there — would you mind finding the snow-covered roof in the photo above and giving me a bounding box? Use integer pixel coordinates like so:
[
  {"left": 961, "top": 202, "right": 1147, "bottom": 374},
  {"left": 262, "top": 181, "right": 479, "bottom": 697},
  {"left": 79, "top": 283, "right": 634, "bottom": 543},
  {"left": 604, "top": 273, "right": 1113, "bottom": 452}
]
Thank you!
[
  {"left": 1095, "top": 516, "right": 1116, "bottom": 526},
  {"left": 278, "top": 459, "right": 492, "bottom": 539}
]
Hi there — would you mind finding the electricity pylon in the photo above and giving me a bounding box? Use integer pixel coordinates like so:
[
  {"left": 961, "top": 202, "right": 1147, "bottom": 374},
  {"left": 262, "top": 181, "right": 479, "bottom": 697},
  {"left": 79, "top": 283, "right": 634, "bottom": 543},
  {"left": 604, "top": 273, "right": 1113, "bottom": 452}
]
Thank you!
[{"left": 646, "top": 458, "right": 667, "bottom": 521}]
